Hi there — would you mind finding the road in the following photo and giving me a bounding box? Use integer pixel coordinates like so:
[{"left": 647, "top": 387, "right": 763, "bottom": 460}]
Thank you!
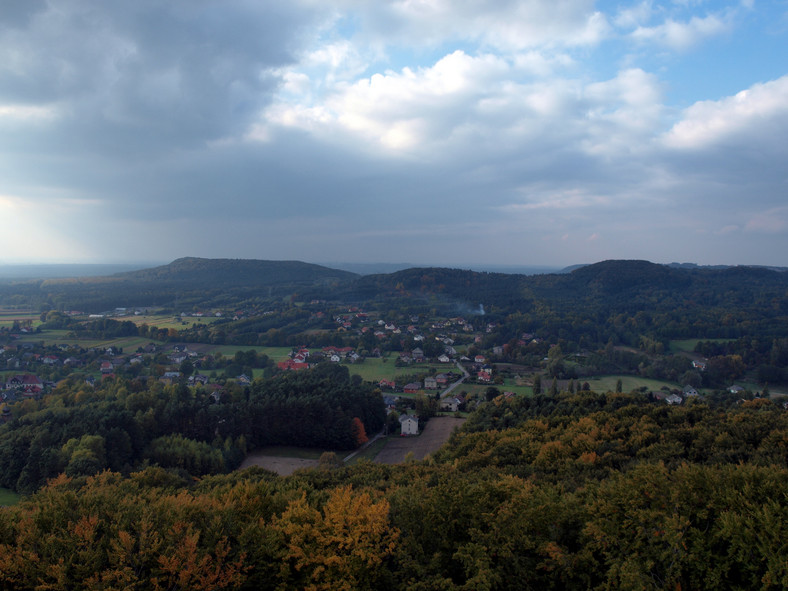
[{"left": 440, "top": 361, "right": 469, "bottom": 398}]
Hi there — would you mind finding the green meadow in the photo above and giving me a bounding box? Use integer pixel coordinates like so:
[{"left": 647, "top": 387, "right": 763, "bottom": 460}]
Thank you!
[{"left": 0, "top": 487, "right": 21, "bottom": 506}]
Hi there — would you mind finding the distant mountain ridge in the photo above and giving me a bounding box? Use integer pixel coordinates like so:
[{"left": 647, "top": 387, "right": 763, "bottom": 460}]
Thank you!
[
  {"left": 339, "top": 259, "right": 788, "bottom": 317},
  {"left": 3, "top": 257, "right": 788, "bottom": 314},
  {"left": 110, "top": 257, "right": 358, "bottom": 286}
]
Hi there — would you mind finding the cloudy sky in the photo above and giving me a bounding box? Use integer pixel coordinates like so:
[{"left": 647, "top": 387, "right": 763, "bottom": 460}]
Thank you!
[{"left": 1, "top": 0, "right": 787, "bottom": 268}]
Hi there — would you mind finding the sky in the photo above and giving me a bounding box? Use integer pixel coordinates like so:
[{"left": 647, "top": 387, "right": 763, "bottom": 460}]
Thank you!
[{"left": 1, "top": 0, "right": 787, "bottom": 268}]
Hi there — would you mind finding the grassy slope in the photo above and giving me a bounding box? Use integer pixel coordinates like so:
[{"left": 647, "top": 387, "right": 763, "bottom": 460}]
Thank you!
[{"left": 0, "top": 487, "right": 21, "bottom": 506}]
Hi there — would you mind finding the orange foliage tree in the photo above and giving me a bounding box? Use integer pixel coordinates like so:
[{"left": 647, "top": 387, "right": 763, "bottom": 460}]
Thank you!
[{"left": 351, "top": 417, "right": 369, "bottom": 447}]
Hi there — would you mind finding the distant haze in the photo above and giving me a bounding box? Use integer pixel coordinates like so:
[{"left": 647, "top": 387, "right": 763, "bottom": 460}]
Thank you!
[{"left": 0, "top": 264, "right": 157, "bottom": 280}]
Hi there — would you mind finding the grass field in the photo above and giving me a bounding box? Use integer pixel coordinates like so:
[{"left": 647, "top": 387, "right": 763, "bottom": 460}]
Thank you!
[
  {"left": 246, "top": 445, "right": 337, "bottom": 460},
  {"left": 346, "top": 436, "right": 390, "bottom": 464},
  {"left": 0, "top": 487, "right": 21, "bottom": 506},
  {"left": 348, "top": 358, "right": 453, "bottom": 383},
  {"left": 0, "top": 311, "right": 41, "bottom": 329},
  {"left": 126, "top": 314, "right": 223, "bottom": 330},
  {"left": 212, "top": 346, "right": 292, "bottom": 360},
  {"left": 584, "top": 375, "right": 678, "bottom": 393}
]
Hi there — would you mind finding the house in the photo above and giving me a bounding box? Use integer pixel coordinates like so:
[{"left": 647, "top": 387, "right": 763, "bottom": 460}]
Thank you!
[
  {"left": 424, "top": 377, "right": 438, "bottom": 390},
  {"left": 5, "top": 374, "right": 43, "bottom": 391},
  {"left": 474, "top": 355, "right": 486, "bottom": 364},
  {"left": 692, "top": 360, "right": 708, "bottom": 371},
  {"left": 100, "top": 361, "right": 114, "bottom": 374},
  {"left": 411, "top": 348, "right": 424, "bottom": 361},
  {"left": 478, "top": 370, "right": 492, "bottom": 383},
  {"left": 403, "top": 382, "right": 421, "bottom": 394},
  {"left": 322, "top": 346, "right": 354, "bottom": 356},
  {"left": 438, "top": 354, "right": 451, "bottom": 363},
  {"left": 683, "top": 385, "right": 699, "bottom": 397},
  {"left": 379, "top": 379, "right": 396, "bottom": 390},
  {"left": 277, "top": 360, "right": 309, "bottom": 371},
  {"left": 440, "top": 397, "right": 461, "bottom": 412},
  {"left": 436, "top": 373, "right": 451, "bottom": 386},
  {"left": 399, "top": 414, "right": 419, "bottom": 435},
  {"left": 665, "top": 393, "right": 683, "bottom": 405}
]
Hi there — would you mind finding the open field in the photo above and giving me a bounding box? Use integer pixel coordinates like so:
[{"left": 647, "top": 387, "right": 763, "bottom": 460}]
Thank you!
[
  {"left": 374, "top": 416, "right": 466, "bottom": 464},
  {"left": 212, "top": 346, "right": 292, "bottom": 360},
  {"left": 0, "top": 487, "right": 21, "bottom": 506},
  {"left": 584, "top": 375, "right": 679, "bottom": 393},
  {"left": 126, "top": 314, "right": 223, "bottom": 330},
  {"left": 348, "top": 358, "right": 452, "bottom": 383},
  {"left": 237, "top": 445, "right": 334, "bottom": 476},
  {"left": 0, "top": 311, "right": 41, "bottom": 329},
  {"left": 239, "top": 445, "right": 331, "bottom": 460},
  {"left": 346, "top": 436, "right": 390, "bottom": 464},
  {"left": 239, "top": 417, "right": 466, "bottom": 474},
  {"left": 238, "top": 455, "right": 320, "bottom": 476}
]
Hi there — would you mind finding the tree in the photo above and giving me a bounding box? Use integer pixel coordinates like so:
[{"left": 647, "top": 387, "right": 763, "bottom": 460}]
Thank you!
[
  {"left": 351, "top": 417, "right": 369, "bottom": 447},
  {"left": 180, "top": 358, "right": 194, "bottom": 377},
  {"left": 275, "top": 486, "right": 399, "bottom": 590}
]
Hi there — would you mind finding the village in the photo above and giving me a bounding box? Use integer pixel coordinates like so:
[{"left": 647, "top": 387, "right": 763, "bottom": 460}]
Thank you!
[{"left": 0, "top": 302, "right": 755, "bottom": 435}]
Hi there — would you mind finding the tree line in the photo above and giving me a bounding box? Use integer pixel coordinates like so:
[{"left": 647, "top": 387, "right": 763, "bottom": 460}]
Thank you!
[{"left": 0, "top": 364, "right": 384, "bottom": 494}]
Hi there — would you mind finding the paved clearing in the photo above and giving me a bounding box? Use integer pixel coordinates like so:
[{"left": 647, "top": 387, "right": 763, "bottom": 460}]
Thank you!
[
  {"left": 374, "top": 416, "right": 466, "bottom": 464},
  {"left": 238, "top": 454, "right": 320, "bottom": 476}
]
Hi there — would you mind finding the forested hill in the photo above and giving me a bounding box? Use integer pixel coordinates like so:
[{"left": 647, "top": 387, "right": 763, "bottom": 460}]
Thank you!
[
  {"left": 0, "top": 258, "right": 359, "bottom": 312},
  {"left": 108, "top": 257, "right": 358, "bottom": 286},
  {"left": 345, "top": 259, "right": 788, "bottom": 309},
  {"left": 4, "top": 258, "right": 788, "bottom": 320}
]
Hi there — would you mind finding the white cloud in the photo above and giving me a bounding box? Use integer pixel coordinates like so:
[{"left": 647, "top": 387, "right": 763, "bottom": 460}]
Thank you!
[
  {"left": 582, "top": 68, "right": 665, "bottom": 154},
  {"left": 630, "top": 13, "right": 729, "bottom": 50},
  {"left": 337, "top": 0, "right": 610, "bottom": 51},
  {"left": 265, "top": 50, "right": 513, "bottom": 152},
  {"left": 663, "top": 75, "right": 788, "bottom": 150},
  {"left": 614, "top": 1, "right": 654, "bottom": 28}
]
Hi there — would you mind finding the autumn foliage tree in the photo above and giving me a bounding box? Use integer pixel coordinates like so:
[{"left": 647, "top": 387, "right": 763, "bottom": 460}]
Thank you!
[{"left": 351, "top": 417, "right": 369, "bottom": 446}]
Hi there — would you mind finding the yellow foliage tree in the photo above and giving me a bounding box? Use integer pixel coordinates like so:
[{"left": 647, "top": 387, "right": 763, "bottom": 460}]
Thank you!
[{"left": 275, "top": 485, "right": 399, "bottom": 590}]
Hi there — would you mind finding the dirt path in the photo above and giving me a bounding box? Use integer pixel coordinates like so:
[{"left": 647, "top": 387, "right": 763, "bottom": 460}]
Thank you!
[{"left": 374, "top": 416, "right": 465, "bottom": 464}]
